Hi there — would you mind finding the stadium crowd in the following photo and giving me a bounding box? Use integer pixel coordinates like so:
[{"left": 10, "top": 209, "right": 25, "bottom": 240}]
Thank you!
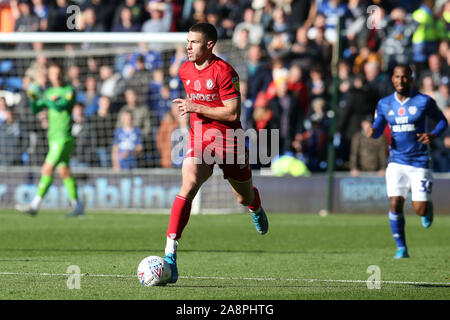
[{"left": 0, "top": 0, "right": 449, "bottom": 173}]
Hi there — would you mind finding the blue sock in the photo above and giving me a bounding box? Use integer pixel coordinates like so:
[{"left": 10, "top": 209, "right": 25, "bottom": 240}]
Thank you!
[{"left": 389, "top": 211, "right": 406, "bottom": 250}]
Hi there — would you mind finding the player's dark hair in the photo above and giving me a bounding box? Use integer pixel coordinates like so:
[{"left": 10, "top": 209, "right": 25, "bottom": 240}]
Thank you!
[
  {"left": 189, "top": 23, "right": 218, "bottom": 44},
  {"left": 394, "top": 64, "right": 413, "bottom": 76}
]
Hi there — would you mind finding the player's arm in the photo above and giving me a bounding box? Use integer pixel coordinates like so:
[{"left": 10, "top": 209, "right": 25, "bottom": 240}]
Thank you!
[
  {"left": 367, "top": 103, "right": 387, "bottom": 139},
  {"left": 417, "top": 98, "right": 449, "bottom": 145},
  {"left": 173, "top": 96, "right": 240, "bottom": 122},
  {"left": 29, "top": 97, "right": 46, "bottom": 115},
  {"left": 45, "top": 87, "right": 76, "bottom": 112}
]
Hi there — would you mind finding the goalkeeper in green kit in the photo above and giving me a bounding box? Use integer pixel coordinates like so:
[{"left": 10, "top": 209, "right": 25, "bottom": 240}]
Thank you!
[{"left": 15, "top": 62, "right": 84, "bottom": 217}]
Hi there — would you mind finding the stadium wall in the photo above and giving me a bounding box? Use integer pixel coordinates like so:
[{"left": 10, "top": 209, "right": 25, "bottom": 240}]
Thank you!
[{"left": 1, "top": 168, "right": 449, "bottom": 215}]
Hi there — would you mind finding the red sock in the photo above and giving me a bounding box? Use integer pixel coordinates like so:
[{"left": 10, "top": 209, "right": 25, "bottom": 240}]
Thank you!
[
  {"left": 248, "top": 187, "right": 261, "bottom": 212},
  {"left": 166, "top": 195, "right": 192, "bottom": 240}
]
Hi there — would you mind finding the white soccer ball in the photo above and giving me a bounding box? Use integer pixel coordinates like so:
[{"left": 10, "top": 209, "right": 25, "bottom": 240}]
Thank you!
[{"left": 137, "top": 256, "right": 171, "bottom": 286}]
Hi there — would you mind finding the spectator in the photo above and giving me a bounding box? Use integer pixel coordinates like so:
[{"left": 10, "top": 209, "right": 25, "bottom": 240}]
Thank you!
[
  {"left": 31, "top": 0, "right": 49, "bottom": 31},
  {"left": 14, "top": 0, "right": 39, "bottom": 50},
  {"left": 80, "top": 6, "right": 105, "bottom": 32},
  {"left": 156, "top": 102, "right": 189, "bottom": 168},
  {"left": 112, "top": 110, "right": 143, "bottom": 170},
  {"left": 70, "top": 103, "right": 93, "bottom": 167},
  {"left": 112, "top": 6, "right": 141, "bottom": 32},
  {"left": 412, "top": 0, "right": 442, "bottom": 74},
  {"left": 127, "top": 54, "right": 154, "bottom": 101},
  {"left": 47, "top": 0, "right": 72, "bottom": 32},
  {"left": 116, "top": 88, "right": 153, "bottom": 165},
  {"left": 379, "top": 7, "right": 416, "bottom": 73},
  {"left": 435, "top": 77, "right": 450, "bottom": 111},
  {"left": 290, "top": 25, "right": 323, "bottom": 70},
  {"left": 0, "top": 109, "right": 26, "bottom": 166},
  {"left": 168, "top": 44, "right": 187, "bottom": 100},
  {"left": 205, "top": 5, "right": 227, "bottom": 40},
  {"left": 352, "top": 46, "right": 382, "bottom": 75},
  {"left": 431, "top": 107, "right": 450, "bottom": 172},
  {"left": 120, "top": 43, "right": 162, "bottom": 79},
  {"left": 268, "top": 76, "right": 303, "bottom": 155},
  {"left": 0, "top": 96, "right": 9, "bottom": 123},
  {"left": 89, "top": 96, "right": 117, "bottom": 167},
  {"left": 147, "top": 69, "right": 170, "bottom": 124},
  {"left": 316, "top": 0, "right": 350, "bottom": 44},
  {"left": 77, "top": 76, "right": 100, "bottom": 117},
  {"left": 292, "top": 114, "right": 327, "bottom": 172},
  {"left": 246, "top": 44, "right": 272, "bottom": 101},
  {"left": 180, "top": 0, "right": 207, "bottom": 31},
  {"left": 99, "top": 65, "right": 126, "bottom": 105},
  {"left": 421, "top": 53, "right": 448, "bottom": 87},
  {"left": 14, "top": 0, "right": 39, "bottom": 33},
  {"left": 232, "top": 7, "right": 264, "bottom": 46},
  {"left": 363, "top": 61, "right": 393, "bottom": 107},
  {"left": 141, "top": 0, "right": 173, "bottom": 33},
  {"left": 307, "top": 64, "right": 327, "bottom": 101},
  {"left": 337, "top": 75, "right": 375, "bottom": 165},
  {"left": 66, "top": 65, "right": 84, "bottom": 92},
  {"left": 112, "top": 0, "right": 146, "bottom": 28},
  {"left": 349, "top": 115, "right": 388, "bottom": 177},
  {"left": 286, "top": 0, "right": 317, "bottom": 31},
  {"left": 81, "top": 0, "right": 115, "bottom": 31}
]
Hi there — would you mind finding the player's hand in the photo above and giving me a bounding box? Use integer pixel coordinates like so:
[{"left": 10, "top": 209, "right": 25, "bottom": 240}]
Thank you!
[
  {"left": 417, "top": 133, "right": 434, "bottom": 145},
  {"left": 173, "top": 98, "right": 198, "bottom": 116}
]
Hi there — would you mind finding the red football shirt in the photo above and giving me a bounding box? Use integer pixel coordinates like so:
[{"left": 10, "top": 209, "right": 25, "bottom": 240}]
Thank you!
[{"left": 178, "top": 54, "right": 242, "bottom": 135}]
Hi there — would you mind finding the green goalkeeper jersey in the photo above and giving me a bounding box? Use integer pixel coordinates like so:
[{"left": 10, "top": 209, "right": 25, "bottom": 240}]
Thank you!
[{"left": 30, "top": 85, "right": 76, "bottom": 141}]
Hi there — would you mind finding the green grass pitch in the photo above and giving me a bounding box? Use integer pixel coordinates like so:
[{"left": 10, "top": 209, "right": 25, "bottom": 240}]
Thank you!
[{"left": 0, "top": 210, "right": 449, "bottom": 300}]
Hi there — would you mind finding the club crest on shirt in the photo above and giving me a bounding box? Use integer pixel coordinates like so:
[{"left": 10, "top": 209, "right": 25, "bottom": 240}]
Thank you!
[
  {"left": 398, "top": 107, "right": 406, "bottom": 116},
  {"left": 408, "top": 106, "right": 417, "bottom": 115},
  {"left": 194, "top": 80, "right": 201, "bottom": 91},
  {"left": 205, "top": 78, "right": 214, "bottom": 90}
]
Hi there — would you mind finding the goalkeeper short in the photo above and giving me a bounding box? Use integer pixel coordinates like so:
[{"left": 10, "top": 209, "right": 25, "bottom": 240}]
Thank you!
[{"left": 45, "top": 138, "right": 75, "bottom": 168}]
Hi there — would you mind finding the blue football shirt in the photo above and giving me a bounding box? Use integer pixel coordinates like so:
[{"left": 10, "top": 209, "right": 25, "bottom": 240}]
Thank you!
[{"left": 372, "top": 90, "right": 447, "bottom": 168}]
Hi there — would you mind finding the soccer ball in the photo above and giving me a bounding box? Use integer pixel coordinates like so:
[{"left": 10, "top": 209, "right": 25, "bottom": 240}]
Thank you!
[
  {"left": 27, "top": 82, "right": 43, "bottom": 100},
  {"left": 137, "top": 256, "right": 171, "bottom": 286}
]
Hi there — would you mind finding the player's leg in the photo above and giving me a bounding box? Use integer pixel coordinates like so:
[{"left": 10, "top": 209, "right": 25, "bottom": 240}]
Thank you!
[
  {"left": 385, "top": 163, "right": 409, "bottom": 258},
  {"left": 15, "top": 140, "right": 64, "bottom": 216},
  {"left": 57, "top": 139, "right": 84, "bottom": 217},
  {"left": 164, "top": 157, "right": 213, "bottom": 283},
  {"left": 410, "top": 167, "right": 433, "bottom": 228},
  {"left": 227, "top": 178, "right": 268, "bottom": 235},
  {"left": 15, "top": 161, "right": 55, "bottom": 216}
]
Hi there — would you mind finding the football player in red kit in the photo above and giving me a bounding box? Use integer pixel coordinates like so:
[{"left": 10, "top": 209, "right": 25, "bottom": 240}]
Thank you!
[{"left": 163, "top": 23, "right": 269, "bottom": 284}]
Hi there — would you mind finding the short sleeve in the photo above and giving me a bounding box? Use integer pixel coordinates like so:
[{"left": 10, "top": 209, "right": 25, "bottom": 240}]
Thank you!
[{"left": 218, "top": 67, "right": 240, "bottom": 102}]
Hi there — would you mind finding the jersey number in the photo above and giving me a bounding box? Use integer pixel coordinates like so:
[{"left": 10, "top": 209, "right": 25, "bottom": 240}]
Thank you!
[{"left": 420, "top": 179, "right": 433, "bottom": 194}]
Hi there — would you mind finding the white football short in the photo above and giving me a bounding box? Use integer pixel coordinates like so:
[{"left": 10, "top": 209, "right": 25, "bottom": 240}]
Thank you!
[{"left": 385, "top": 162, "right": 433, "bottom": 202}]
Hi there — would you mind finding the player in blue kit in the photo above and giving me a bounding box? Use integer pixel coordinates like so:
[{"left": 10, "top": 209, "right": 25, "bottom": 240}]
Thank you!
[{"left": 367, "top": 65, "right": 448, "bottom": 259}]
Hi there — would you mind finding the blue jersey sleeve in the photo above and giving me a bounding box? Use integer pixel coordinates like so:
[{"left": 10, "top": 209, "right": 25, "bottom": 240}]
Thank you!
[
  {"left": 372, "top": 101, "right": 387, "bottom": 139},
  {"left": 425, "top": 98, "right": 448, "bottom": 136}
]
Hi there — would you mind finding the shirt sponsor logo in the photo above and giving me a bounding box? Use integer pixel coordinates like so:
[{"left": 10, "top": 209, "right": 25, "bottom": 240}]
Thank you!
[
  {"left": 188, "top": 92, "right": 220, "bottom": 102},
  {"left": 391, "top": 124, "right": 416, "bottom": 132}
]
